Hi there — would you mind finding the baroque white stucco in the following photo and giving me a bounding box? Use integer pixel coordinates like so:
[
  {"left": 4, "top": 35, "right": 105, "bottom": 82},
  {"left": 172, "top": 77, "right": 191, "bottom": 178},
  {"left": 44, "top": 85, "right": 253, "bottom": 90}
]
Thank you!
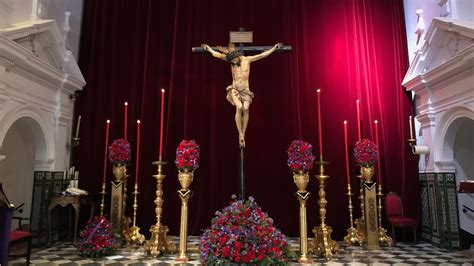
[{"left": 402, "top": 16, "right": 474, "bottom": 235}]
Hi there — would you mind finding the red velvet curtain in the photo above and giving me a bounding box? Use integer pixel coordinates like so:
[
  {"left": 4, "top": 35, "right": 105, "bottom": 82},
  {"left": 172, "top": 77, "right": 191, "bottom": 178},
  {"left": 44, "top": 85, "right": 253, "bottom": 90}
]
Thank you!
[{"left": 76, "top": 0, "right": 419, "bottom": 239}]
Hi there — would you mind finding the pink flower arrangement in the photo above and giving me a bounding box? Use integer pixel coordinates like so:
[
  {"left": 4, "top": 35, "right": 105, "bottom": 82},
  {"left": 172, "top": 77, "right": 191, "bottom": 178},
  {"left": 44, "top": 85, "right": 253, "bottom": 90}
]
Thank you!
[
  {"left": 175, "top": 139, "right": 200, "bottom": 171},
  {"left": 75, "top": 216, "right": 118, "bottom": 257},
  {"left": 199, "top": 196, "right": 294, "bottom": 264},
  {"left": 354, "top": 138, "right": 378, "bottom": 167},
  {"left": 287, "top": 140, "right": 315, "bottom": 172},
  {"left": 108, "top": 138, "right": 131, "bottom": 164}
]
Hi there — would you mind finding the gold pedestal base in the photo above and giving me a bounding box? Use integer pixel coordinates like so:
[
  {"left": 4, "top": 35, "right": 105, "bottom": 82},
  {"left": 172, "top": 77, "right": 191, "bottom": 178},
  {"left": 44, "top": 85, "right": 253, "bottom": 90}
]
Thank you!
[
  {"left": 344, "top": 227, "right": 364, "bottom": 246},
  {"left": 296, "top": 191, "right": 312, "bottom": 264},
  {"left": 125, "top": 226, "right": 145, "bottom": 245},
  {"left": 175, "top": 255, "right": 189, "bottom": 262},
  {"left": 176, "top": 189, "right": 192, "bottom": 262},
  {"left": 312, "top": 225, "right": 339, "bottom": 260},
  {"left": 298, "top": 257, "right": 313, "bottom": 264},
  {"left": 144, "top": 224, "right": 176, "bottom": 257},
  {"left": 379, "top": 227, "right": 393, "bottom": 246}
]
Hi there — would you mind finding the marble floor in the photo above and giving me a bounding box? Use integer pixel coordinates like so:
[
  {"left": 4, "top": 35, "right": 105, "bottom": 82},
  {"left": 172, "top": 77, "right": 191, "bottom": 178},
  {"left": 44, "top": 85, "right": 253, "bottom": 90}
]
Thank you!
[{"left": 9, "top": 237, "right": 474, "bottom": 265}]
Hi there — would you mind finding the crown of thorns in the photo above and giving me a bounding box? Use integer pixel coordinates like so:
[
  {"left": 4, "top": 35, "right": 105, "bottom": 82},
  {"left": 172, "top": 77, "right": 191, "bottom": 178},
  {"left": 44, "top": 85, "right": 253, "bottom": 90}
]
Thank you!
[{"left": 217, "top": 43, "right": 243, "bottom": 62}]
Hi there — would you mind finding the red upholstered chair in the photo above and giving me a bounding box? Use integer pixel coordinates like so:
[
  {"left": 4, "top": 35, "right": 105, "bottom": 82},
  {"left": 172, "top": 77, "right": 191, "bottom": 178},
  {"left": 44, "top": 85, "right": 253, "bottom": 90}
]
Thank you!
[
  {"left": 0, "top": 183, "right": 32, "bottom": 265},
  {"left": 385, "top": 192, "right": 417, "bottom": 243}
]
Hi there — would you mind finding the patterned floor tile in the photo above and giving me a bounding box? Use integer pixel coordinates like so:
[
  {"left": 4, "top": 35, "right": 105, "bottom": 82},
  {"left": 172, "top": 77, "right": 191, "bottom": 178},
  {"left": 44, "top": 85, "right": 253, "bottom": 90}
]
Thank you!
[{"left": 7, "top": 237, "right": 474, "bottom": 265}]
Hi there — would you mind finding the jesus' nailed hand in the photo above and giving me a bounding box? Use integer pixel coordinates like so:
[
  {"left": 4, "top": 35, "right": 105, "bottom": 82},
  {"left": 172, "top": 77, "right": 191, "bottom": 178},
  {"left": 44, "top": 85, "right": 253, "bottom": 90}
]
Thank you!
[{"left": 201, "top": 42, "right": 283, "bottom": 148}]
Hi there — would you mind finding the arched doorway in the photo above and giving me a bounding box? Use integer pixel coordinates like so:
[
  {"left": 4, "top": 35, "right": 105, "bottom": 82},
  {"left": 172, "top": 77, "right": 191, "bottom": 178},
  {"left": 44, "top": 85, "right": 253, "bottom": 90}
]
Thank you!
[
  {"left": 451, "top": 117, "right": 474, "bottom": 244},
  {"left": 0, "top": 116, "right": 47, "bottom": 230}
]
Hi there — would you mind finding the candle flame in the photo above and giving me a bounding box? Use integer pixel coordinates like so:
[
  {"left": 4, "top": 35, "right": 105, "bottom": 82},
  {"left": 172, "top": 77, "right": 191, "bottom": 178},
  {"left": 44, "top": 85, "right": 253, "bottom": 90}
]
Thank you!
[
  {"left": 356, "top": 99, "right": 360, "bottom": 103},
  {"left": 161, "top": 88, "right": 165, "bottom": 93},
  {"left": 375, "top": 120, "right": 378, "bottom": 124},
  {"left": 344, "top": 120, "right": 347, "bottom": 124},
  {"left": 316, "top": 89, "right": 321, "bottom": 93},
  {"left": 409, "top": 115, "right": 412, "bottom": 119},
  {"left": 106, "top": 119, "right": 110, "bottom": 123},
  {"left": 137, "top": 120, "right": 141, "bottom": 124},
  {"left": 124, "top": 102, "right": 128, "bottom": 105}
]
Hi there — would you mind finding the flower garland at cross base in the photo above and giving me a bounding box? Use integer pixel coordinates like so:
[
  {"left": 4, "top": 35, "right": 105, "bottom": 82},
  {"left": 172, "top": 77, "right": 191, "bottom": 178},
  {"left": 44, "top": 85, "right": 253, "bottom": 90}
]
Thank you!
[
  {"left": 75, "top": 216, "right": 119, "bottom": 258},
  {"left": 354, "top": 138, "right": 378, "bottom": 167},
  {"left": 199, "top": 196, "right": 294, "bottom": 265}
]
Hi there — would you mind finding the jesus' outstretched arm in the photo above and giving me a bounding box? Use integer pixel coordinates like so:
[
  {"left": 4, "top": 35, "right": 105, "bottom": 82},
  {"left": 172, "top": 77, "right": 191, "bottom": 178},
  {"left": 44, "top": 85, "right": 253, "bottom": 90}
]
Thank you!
[
  {"left": 201, "top": 44, "right": 226, "bottom": 60},
  {"left": 247, "top": 43, "right": 283, "bottom": 62}
]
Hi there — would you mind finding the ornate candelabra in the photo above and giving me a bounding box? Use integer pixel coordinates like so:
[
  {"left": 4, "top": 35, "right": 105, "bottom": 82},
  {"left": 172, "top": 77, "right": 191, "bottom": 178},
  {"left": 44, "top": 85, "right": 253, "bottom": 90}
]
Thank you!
[
  {"left": 312, "top": 158, "right": 339, "bottom": 260},
  {"left": 124, "top": 183, "right": 145, "bottom": 244},
  {"left": 122, "top": 173, "right": 131, "bottom": 238},
  {"left": 293, "top": 171, "right": 312, "bottom": 263},
  {"left": 344, "top": 184, "right": 365, "bottom": 245},
  {"left": 354, "top": 169, "right": 366, "bottom": 240},
  {"left": 99, "top": 182, "right": 106, "bottom": 216},
  {"left": 144, "top": 161, "right": 176, "bottom": 257},
  {"left": 176, "top": 169, "right": 194, "bottom": 262},
  {"left": 377, "top": 184, "right": 393, "bottom": 246}
]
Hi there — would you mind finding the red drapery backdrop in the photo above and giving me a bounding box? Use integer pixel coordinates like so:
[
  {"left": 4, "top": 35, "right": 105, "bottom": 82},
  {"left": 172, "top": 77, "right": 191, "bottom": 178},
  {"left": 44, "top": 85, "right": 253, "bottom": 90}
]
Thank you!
[{"left": 75, "top": 0, "right": 419, "bottom": 239}]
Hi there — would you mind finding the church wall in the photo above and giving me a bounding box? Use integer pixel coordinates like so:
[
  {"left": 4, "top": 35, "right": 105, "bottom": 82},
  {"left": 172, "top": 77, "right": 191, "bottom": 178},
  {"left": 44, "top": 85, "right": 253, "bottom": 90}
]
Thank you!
[
  {"left": 0, "top": 13, "right": 85, "bottom": 235},
  {"left": 403, "top": 8, "right": 474, "bottom": 247}
]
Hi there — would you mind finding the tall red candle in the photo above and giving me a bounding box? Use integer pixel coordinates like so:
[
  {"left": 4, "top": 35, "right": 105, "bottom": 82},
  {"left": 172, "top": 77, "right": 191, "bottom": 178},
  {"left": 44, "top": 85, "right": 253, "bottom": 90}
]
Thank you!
[
  {"left": 102, "top": 120, "right": 110, "bottom": 184},
  {"left": 135, "top": 120, "right": 141, "bottom": 184},
  {"left": 356, "top": 99, "right": 361, "bottom": 141},
  {"left": 375, "top": 120, "right": 382, "bottom": 185},
  {"left": 344, "top": 120, "right": 350, "bottom": 185},
  {"left": 159, "top": 89, "right": 165, "bottom": 161},
  {"left": 316, "top": 89, "right": 323, "bottom": 157},
  {"left": 124, "top": 102, "right": 128, "bottom": 140}
]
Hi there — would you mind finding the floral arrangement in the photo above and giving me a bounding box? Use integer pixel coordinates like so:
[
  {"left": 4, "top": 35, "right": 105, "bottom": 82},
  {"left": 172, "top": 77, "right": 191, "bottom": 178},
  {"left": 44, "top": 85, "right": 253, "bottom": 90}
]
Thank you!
[
  {"left": 76, "top": 216, "right": 119, "bottom": 258},
  {"left": 354, "top": 138, "right": 378, "bottom": 167},
  {"left": 199, "top": 196, "right": 294, "bottom": 264},
  {"left": 108, "top": 138, "right": 131, "bottom": 164},
  {"left": 287, "top": 140, "right": 315, "bottom": 172},
  {"left": 175, "top": 139, "right": 200, "bottom": 171}
]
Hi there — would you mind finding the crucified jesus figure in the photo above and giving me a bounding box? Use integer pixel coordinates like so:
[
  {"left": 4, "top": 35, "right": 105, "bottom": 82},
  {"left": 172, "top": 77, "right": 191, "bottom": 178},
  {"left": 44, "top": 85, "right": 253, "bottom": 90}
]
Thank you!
[{"left": 201, "top": 42, "right": 283, "bottom": 147}]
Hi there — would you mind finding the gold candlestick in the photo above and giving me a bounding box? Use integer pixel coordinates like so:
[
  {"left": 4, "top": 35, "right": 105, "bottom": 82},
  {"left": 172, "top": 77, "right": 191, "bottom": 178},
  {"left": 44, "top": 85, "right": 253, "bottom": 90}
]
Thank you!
[
  {"left": 99, "top": 182, "right": 106, "bottom": 216},
  {"left": 144, "top": 161, "right": 176, "bottom": 257},
  {"left": 122, "top": 173, "right": 131, "bottom": 238},
  {"left": 344, "top": 184, "right": 365, "bottom": 245},
  {"left": 377, "top": 184, "right": 393, "bottom": 246},
  {"left": 312, "top": 158, "right": 338, "bottom": 260},
  {"left": 293, "top": 171, "right": 312, "bottom": 263},
  {"left": 124, "top": 183, "right": 145, "bottom": 244}
]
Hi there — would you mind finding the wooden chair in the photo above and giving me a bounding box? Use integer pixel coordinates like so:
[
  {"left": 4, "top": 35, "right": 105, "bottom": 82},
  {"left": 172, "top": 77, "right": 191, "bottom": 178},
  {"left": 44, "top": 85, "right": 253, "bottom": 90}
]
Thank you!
[
  {"left": 385, "top": 192, "right": 417, "bottom": 243},
  {"left": 0, "top": 183, "right": 32, "bottom": 265}
]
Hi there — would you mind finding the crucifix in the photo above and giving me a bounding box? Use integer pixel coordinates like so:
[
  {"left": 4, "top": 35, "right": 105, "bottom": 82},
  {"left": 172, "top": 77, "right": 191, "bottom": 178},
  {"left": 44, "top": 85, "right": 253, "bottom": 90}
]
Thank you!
[{"left": 192, "top": 28, "right": 291, "bottom": 199}]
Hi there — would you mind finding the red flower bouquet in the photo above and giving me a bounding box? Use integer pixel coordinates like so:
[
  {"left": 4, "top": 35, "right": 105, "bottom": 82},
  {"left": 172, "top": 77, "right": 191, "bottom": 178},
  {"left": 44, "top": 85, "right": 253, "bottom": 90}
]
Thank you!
[
  {"left": 287, "top": 140, "right": 315, "bottom": 172},
  {"left": 76, "top": 216, "right": 119, "bottom": 258},
  {"left": 108, "top": 138, "right": 131, "bottom": 164},
  {"left": 199, "top": 196, "right": 294, "bottom": 264},
  {"left": 354, "top": 138, "right": 378, "bottom": 167},
  {"left": 175, "top": 139, "right": 200, "bottom": 171}
]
